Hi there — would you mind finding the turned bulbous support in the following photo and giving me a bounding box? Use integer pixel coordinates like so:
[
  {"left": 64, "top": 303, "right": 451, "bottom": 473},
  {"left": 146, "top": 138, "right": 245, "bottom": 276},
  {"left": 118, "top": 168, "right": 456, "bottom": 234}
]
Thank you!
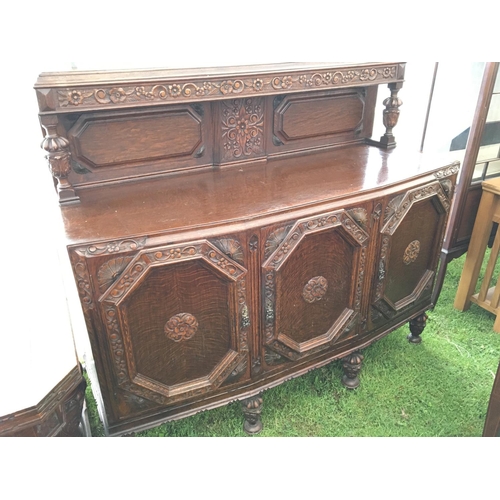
[
  {"left": 241, "top": 393, "right": 263, "bottom": 435},
  {"left": 379, "top": 82, "right": 403, "bottom": 149},
  {"left": 40, "top": 118, "right": 79, "bottom": 203},
  {"left": 408, "top": 313, "right": 428, "bottom": 344},
  {"left": 341, "top": 351, "right": 364, "bottom": 389}
]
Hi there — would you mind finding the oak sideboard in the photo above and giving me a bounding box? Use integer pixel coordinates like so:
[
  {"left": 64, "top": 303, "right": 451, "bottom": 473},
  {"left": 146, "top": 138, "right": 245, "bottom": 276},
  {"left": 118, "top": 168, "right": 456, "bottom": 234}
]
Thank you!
[{"left": 35, "top": 62, "right": 459, "bottom": 435}]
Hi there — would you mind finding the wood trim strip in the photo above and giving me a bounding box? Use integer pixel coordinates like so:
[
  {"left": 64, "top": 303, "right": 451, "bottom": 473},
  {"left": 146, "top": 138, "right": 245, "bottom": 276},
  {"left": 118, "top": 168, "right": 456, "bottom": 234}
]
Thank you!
[{"left": 0, "top": 366, "right": 86, "bottom": 437}]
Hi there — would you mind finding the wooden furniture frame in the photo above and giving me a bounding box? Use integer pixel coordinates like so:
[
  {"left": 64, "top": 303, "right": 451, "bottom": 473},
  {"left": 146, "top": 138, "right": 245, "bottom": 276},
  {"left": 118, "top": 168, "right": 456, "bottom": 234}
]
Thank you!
[{"left": 35, "top": 62, "right": 458, "bottom": 436}]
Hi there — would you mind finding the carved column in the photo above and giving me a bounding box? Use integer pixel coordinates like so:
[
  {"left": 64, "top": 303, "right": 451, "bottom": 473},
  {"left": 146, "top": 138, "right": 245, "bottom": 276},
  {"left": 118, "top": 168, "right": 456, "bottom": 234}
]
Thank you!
[
  {"left": 408, "top": 313, "right": 428, "bottom": 344},
  {"left": 341, "top": 351, "right": 364, "bottom": 389},
  {"left": 40, "top": 115, "right": 79, "bottom": 203},
  {"left": 241, "top": 393, "right": 263, "bottom": 435},
  {"left": 379, "top": 82, "right": 403, "bottom": 149}
]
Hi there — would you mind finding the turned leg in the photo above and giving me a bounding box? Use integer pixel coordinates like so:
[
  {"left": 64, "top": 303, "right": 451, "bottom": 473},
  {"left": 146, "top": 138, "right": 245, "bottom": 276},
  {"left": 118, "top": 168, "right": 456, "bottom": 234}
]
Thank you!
[
  {"left": 408, "top": 313, "right": 428, "bottom": 344},
  {"left": 341, "top": 351, "right": 364, "bottom": 389},
  {"left": 241, "top": 393, "right": 263, "bottom": 435}
]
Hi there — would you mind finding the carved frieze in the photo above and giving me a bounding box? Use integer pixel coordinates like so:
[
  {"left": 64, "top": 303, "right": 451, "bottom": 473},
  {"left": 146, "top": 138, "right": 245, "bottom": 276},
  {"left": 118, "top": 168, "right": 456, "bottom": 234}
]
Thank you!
[
  {"left": 47, "top": 64, "right": 402, "bottom": 112},
  {"left": 76, "top": 237, "right": 147, "bottom": 257}
]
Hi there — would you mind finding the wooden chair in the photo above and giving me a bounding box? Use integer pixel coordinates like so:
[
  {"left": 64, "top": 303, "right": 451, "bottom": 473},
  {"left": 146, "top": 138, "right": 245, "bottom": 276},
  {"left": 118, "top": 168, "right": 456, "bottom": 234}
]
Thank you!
[{"left": 454, "top": 177, "right": 500, "bottom": 331}]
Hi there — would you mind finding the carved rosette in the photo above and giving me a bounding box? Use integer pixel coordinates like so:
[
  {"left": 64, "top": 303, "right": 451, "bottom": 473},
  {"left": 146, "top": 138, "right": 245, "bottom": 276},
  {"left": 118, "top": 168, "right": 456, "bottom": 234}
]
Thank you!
[
  {"left": 302, "top": 276, "right": 328, "bottom": 303},
  {"left": 164, "top": 313, "right": 199, "bottom": 342},
  {"left": 221, "top": 98, "right": 264, "bottom": 161},
  {"left": 403, "top": 240, "right": 420, "bottom": 265}
]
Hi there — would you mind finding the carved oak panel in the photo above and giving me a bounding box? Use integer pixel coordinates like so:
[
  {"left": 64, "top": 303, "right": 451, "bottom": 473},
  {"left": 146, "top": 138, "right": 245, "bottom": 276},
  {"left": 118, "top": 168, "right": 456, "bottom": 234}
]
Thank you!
[
  {"left": 263, "top": 209, "right": 368, "bottom": 361},
  {"left": 68, "top": 106, "right": 203, "bottom": 170},
  {"left": 98, "top": 239, "right": 249, "bottom": 406},
  {"left": 274, "top": 89, "right": 364, "bottom": 144},
  {"left": 373, "top": 181, "right": 450, "bottom": 319}
]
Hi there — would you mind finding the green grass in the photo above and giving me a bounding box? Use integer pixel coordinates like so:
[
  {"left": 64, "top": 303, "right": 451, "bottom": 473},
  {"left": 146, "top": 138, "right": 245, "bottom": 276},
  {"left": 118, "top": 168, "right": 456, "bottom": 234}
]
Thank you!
[{"left": 85, "top": 251, "right": 500, "bottom": 437}]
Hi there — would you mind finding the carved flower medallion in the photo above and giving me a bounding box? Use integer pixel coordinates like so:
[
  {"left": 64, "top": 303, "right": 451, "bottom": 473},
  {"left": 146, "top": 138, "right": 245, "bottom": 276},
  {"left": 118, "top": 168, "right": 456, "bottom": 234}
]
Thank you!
[
  {"left": 403, "top": 240, "right": 420, "bottom": 265},
  {"left": 164, "top": 313, "right": 199, "bottom": 342},
  {"left": 302, "top": 276, "right": 328, "bottom": 303}
]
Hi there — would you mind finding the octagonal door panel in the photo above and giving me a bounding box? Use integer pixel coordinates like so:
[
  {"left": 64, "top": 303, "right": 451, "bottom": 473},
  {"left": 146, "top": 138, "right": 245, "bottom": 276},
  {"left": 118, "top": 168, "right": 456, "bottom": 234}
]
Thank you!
[
  {"left": 98, "top": 239, "right": 249, "bottom": 406},
  {"left": 263, "top": 209, "right": 369, "bottom": 361},
  {"left": 372, "top": 181, "right": 451, "bottom": 319}
]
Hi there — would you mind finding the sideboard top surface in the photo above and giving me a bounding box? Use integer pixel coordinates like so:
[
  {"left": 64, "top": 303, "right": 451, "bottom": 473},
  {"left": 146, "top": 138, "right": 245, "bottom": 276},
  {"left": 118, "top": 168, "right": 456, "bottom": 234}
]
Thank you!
[
  {"left": 61, "top": 143, "right": 458, "bottom": 246},
  {"left": 35, "top": 62, "right": 405, "bottom": 114},
  {"left": 35, "top": 62, "right": 404, "bottom": 87}
]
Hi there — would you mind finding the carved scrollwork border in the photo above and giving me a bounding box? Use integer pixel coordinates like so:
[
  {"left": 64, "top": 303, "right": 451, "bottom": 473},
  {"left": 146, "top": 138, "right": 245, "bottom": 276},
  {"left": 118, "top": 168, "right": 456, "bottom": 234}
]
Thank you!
[
  {"left": 44, "top": 64, "right": 402, "bottom": 112},
  {"left": 382, "top": 182, "right": 449, "bottom": 236},
  {"left": 74, "top": 237, "right": 147, "bottom": 257}
]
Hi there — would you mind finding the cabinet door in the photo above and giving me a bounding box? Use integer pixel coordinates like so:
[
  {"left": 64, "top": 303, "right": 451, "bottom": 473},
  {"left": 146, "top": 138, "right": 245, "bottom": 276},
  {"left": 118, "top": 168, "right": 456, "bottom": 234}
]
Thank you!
[
  {"left": 372, "top": 180, "right": 452, "bottom": 321},
  {"left": 262, "top": 209, "right": 369, "bottom": 361},
  {"left": 97, "top": 239, "right": 249, "bottom": 407}
]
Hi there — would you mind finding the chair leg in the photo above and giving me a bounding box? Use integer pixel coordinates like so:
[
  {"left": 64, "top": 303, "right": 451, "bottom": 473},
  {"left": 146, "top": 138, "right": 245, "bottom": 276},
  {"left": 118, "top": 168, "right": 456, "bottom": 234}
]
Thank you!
[{"left": 455, "top": 191, "right": 497, "bottom": 311}]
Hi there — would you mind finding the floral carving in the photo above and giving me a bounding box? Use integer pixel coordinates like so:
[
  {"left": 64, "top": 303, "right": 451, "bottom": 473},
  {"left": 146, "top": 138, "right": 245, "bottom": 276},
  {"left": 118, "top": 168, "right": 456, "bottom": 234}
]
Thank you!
[
  {"left": 104, "top": 305, "right": 128, "bottom": 383},
  {"left": 212, "top": 238, "right": 244, "bottom": 264},
  {"left": 272, "top": 76, "right": 293, "bottom": 89},
  {"left": 221, "top": 98, "right": 264, "bottom": 160},
  {"left": 70, "top": 254, "right": 94, "bottom": 312},
  {"left": 264, "top": 225, "right": 292, "bottom": 259},
  {"left": 249, "top": 235, "right": 258, "bottom": 252},
  {"left": 302, "top": 276, "right": 328, "bottom": 303},
  {"left": 434, "top": 164, "right": 459, "bottom": 179},
  {"left": 403, "top": 240, "right": 420, "bottom": 265},
  {"left": 79, "top": 237, "right": 147, "bottom": 257},
  {"left": 97, "top": 257, "right": 133, "bottom": 291},
  {"left": 109, "top": 88, "right": 127, "bottom": 103},
  {"left": 54, "top": 64, "right": 401, "bottom": 110},
  {"left": 252, "top": 79, "right": 264, "bottom": 91},
  {"left": 348, "top": 208, "right": 368, "bottom": 230},
  {"left": 220, "top": 80, "right": 244, "bottom": 95},
  {"left": 109, "top": 262, "right": 147, "bottom": 299},
  {"left": 164, "top": 313, "right": 199, "bottom": 342}
]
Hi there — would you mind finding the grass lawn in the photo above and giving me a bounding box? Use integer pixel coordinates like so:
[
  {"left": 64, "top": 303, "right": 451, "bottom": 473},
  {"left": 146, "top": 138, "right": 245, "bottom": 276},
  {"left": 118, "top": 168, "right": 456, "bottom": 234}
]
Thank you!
[{"left": 85, "top": 251, "right": 500, "bottom": 437}]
